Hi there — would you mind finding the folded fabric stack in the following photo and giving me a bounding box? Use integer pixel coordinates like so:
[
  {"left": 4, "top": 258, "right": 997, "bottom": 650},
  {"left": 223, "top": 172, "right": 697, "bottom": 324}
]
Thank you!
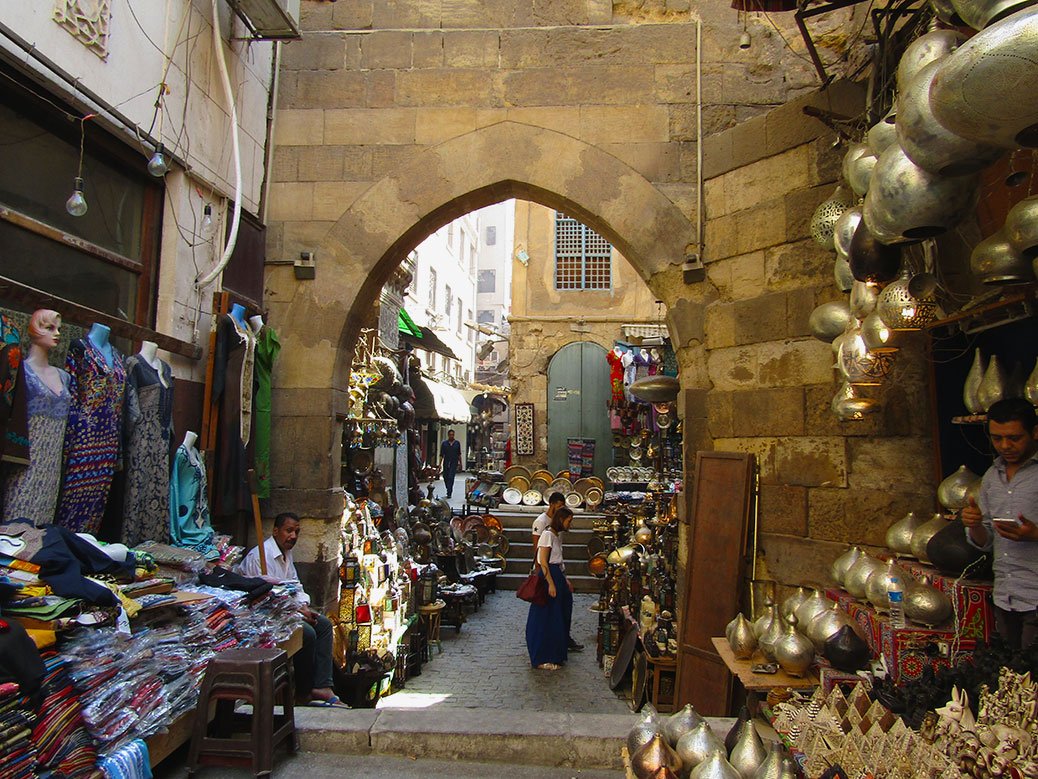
[
  {"left": 30, "top": 651, "right": 101, "bottom": 779},
  {"left": 97, "top": 737, "right": 152, "bottom": 779},
  {"left": 0, "top": 681, "right": 38, "bottom": 779}
]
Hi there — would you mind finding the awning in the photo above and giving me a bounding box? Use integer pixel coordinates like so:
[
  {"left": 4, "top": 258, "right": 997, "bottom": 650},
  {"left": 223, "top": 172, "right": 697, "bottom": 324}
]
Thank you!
[
  {"left": 400, "top": 325, "right": 459, "bottom": 361},
  {"left": 412, "top": 375, "right": 473, "bottom": 422},
  {"left": 398, "top": 308, "right": 422, "bottom": 338}
]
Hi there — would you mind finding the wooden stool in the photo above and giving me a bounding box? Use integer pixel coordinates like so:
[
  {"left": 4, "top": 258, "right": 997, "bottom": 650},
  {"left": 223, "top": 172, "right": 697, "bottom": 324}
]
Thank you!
[
  {"left": 187, "top": 647, "right": 297, "bottom": 777},
  {"left": 645, "top": 653, "right": 677, "bottom": 714},
  {"left": 420, "top": 600, "right": 445, "bottom": 654}
]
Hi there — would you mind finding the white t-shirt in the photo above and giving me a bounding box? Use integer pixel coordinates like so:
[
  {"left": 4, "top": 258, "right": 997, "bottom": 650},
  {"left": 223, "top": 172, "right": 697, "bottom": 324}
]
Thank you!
[
  {"left": 531, "top": 512, "right": 550, "bottom": 538},
  {"left": 537, "top": 528, "right": 564, "bottom": 565}
]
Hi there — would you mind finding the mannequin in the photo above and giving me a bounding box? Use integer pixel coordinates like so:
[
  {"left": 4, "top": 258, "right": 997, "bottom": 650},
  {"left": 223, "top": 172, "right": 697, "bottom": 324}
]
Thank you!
[
  {"left": 249, "top": 315, "right": 264, "bottom": 335},
  {"left": 57, "top": 320, "right": 126, "bottom": 534},
  {"left": 169, "top": 428, "right": 217, "bottom": 559},
  {"left": 122, "top": 337, "right": 174, "bottom": 546},
  {"left": 622, "top": 347, "right": 636, "bottom": 401},
  {"left": 2, "top": 310, "right": 71, "bottom": 526},
  {"left": 252, "top": 315, "right": 280, "bottom": 499},
  {"left": 211, "top": 304, "right": 258, "bottom": 516},
  {"left": 606, "top": 344, "right": 626, "bottom": 405}
]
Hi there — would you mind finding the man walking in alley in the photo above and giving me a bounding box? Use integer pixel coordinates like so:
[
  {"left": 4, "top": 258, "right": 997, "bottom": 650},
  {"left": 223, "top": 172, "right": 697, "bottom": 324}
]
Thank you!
[{"left": 439, "top": 429, "right": 462, "bottom": 499}]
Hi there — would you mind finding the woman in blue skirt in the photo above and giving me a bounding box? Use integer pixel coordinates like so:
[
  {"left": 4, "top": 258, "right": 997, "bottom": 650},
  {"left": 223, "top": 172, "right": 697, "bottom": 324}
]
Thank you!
[{"left": 526, "top": 507, "right": 575, "bottom": 670}]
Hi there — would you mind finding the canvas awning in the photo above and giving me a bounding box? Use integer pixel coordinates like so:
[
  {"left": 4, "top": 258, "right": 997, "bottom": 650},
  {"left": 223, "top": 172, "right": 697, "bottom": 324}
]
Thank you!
[
  {"left": 412, "top": 375, "right": 473, "bottom": 422},
  {"left": 400, "top": 325, "right": 459, "bottom": 361}
]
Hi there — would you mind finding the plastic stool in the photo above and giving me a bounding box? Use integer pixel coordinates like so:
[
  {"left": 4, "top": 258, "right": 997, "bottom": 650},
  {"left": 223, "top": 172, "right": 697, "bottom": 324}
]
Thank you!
[
  {"left": 187, "top": 647, "right": 297, "bottom": 777},
  {"left": 419, "top": 600, "right": 445, "bottom": 654}
]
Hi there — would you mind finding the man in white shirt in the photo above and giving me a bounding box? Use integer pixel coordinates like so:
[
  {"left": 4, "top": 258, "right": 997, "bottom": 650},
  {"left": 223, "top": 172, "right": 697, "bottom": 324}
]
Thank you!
[
  {"left": 239, "top": 512, "right": 339, "bottom": 705},
  {"left": 530, "top": 492, "right": 583, "bottom": 652}
]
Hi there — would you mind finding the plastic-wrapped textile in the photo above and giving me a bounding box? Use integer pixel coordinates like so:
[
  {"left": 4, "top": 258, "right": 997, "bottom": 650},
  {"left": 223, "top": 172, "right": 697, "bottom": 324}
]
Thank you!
[{"left": 97, "top": 738, "right": 152, "bottom": 779}]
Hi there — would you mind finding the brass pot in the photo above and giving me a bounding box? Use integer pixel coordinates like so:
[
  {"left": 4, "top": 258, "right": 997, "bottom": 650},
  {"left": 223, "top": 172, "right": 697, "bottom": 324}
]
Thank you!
[
  {"left": 632, "top": 733, "right": 683, "bottom": 779},
  {"left": 867, "top": 107, "right": 900, "bottom": 156},
  {"left": 1006, "top": 195, "right": 1038, "bottom": 259},
  {"left": 971, "top": 229, "right": 1036, "bottom": 284},
  {"left": 806, "top": 601, "right": 859, "bottom": 651},
  {"left": 886, "top": 511, "right": 927, "bottom": 555},
  {"left": 910, "top": 513, "right": 949, "bottom": 562},
  {"left": 896, "top": 26, "right": 966, "bottom": 90},
  {"left": 897, "top": 60, "right": 1004, "bottom": 176},
  {"left": 964, "top": 348, "right": 987, "bottom": 414},
  {"left": 726, "top": 613, "right": 757, "bottom": 659},
  {"left": 753, "top": 602, "right": 779, "bottom": 640},
  {"left": 977, "top": 354, "right": 1007, "bottom": 412},
  {"left": 794, "top": 589, "right": 832, "bottom": 629},
  {"left": 831, "top": 545, "right": 863, "bottom": 585},
  {"left": 728, "top": 719, "right": 767, "bottom": 779},
  {"left": 628, "top": 711, "right": 662, "bottom": 757},
  {"left": 863, "top": 143, "right": 980, "bottom": 244},
  {"left": 862, "top": 311, "right": 899, "bottom": 353},
  {"left": 834, "top": 205, "right": 863, "bottom": 258},
  {"left": 690, "top": 752, "right": 741, "bottom": 779},
  {"left": 850, "top": 280, "right": 879, "bottom": 320},
  {"left": 759, "top": 611, "right": 786, "bottom": 662},
  {"left": 929, "top": 7, "right": 1038, "bottom": 149},
  {"left": 834, "top": 252, "right": 855, "bottom": 292},
  {"left": 754, "top": 741, "right": 798, "bottom": 779}
]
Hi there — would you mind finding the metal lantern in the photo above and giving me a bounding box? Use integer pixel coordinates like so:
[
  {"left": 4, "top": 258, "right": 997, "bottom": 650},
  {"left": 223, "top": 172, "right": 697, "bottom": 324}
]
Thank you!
[
  {"left": 419, "top": 566, "right": 439, "bottom": 606},
  {"left": 849, "top": 219, "right": 902, "bottom": 284},
  {"left": 834, "top": 206, "right": 863, "bottom": 258},
  {"left": 877, "top": 271, "right": 940, "bottom": 330},
  {"left": 929, "top": 7, "right": 1038, "bottom": 149},
  {"left": 809, "top": 301, "right": 854, "bottom": 342},
  {"left": 810, "top": 186, "right": 853, "bottom": 248},
  {"left": 1005, "top": 195, "right": 1038, "bottom": 259},
  {"left": 929, "top": 0, "right": 967, "bottom": 26},
  {"left": 864, "top": 144, "right": 980, "bottom": 244},
  {"left": 833, "top": 383, "right": 881, "bottom": 421},
  {"left": 896, "top": 25, "right": 966, "bottom": 90},
  {"left": 834, "top": 253, "right": 854, "bottom": 292},
  {"left": 951, "top": 0, "right": 1036, "bottom": 29},
  {"left": 837, "top": 323, "right": 894, "bottom": 385},
  {"left": 849, "top": 280, "right": 879, "bottom": 319},
  {"left": 970, "top": 229, "right": 1036, "bottom": 284},
  {"left": 861, "top": 311, "right": 900, "bottom": 353},
  {"left": 896, "top": 60, "right": 1004, "bottom": 176},
  {"left": 843, "top": 142, "right": 878, "bottom": 197},
  {"left": 867, "top": 108, "right": 899, "bottom": 157}
]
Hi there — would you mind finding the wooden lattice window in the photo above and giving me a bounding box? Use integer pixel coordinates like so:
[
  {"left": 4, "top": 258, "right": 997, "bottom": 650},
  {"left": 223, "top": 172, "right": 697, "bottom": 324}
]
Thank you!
[{"left": 554, "top": 213, "right": 611, "bottom": 290}]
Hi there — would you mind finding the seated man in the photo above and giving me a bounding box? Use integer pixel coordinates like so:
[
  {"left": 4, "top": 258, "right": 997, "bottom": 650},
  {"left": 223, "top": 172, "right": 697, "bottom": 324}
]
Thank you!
[{"left": 238, "top": 512, "right": 340, "bottom": 706}]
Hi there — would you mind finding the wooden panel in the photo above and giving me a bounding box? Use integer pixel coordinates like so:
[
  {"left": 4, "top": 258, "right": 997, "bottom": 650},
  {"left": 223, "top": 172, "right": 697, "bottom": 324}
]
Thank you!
[{"left": 675, "top": 451, "right": 755, "bottom": 716}]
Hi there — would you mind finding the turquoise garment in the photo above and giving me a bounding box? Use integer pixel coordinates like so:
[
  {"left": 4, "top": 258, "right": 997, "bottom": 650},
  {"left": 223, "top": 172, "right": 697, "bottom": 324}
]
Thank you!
[
  {"left": 168, "top": 444, "right": 217, "bottom": 559},
  {"left": 253, "top": 327, "right": 280, "bottom": 499}
]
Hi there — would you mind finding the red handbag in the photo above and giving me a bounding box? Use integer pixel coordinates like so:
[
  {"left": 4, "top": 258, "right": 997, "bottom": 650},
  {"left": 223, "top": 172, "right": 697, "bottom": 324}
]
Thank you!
[{"left": 516, "top": 571, "right": 549, "bottom": 605}]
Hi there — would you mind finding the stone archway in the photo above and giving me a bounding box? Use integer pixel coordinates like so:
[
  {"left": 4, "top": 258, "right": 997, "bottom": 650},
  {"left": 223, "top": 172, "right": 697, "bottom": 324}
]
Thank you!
[{"left": 269, "top": 120, "right": 698, "bottom": 528}]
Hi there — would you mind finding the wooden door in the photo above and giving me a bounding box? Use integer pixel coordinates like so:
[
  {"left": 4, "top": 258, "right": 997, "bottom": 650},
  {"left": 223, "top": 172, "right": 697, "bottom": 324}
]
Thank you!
[{"left": 675, "top": 451, "right": 756, "bottom": 716}]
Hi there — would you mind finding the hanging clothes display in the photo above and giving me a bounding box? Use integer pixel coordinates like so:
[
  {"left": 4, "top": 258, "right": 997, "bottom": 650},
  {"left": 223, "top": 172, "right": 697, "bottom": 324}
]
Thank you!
[
  {"left": 2, "top": 363, "right": 71, "bottom": 526},
  {"left": 211, "top": 314, "right": 256, "bottom": 517},
  {"left": 169, "top": 442, "right": 217, "bottom": 559},
  {"left": 121, "top": 355, "right": 174, "bottom": 547},
  {"left": 606, "top": 347, "right": 625, "bottom": 406},
  {"left": 56, "top": 338, "right": 126, "bottom": 535},
  {"left": 252, "top": 327, "right": 280, "bottom": 499},
  {"left": 0, "top": 314, "right": 29, "bottom": 466}
]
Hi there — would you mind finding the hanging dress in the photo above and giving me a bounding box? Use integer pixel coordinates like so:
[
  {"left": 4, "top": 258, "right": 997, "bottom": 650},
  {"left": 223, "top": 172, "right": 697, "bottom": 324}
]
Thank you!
[
  {"left": 56, "top": 338, "right": 126, "bottom": 535},
  {"left": 606, "top": 349, "right": 625, "bottom": 406},
  {"left": 211, "top": 315, "right": 256, "bottom": 517},
  {"left": 1, "top": 362, "right": 71, "bottom": 526},
  {"left": 252, "top": 327, "right": 280, "bottom": 499},
  {"left": 169, "top": 443, "right": 217, "bottom": 559},
  {"left": 0, "top": 314, "right": 29, "bottom": 466},
  {"left": 121, "top": 355, "right": 174, "bottom": 547}
]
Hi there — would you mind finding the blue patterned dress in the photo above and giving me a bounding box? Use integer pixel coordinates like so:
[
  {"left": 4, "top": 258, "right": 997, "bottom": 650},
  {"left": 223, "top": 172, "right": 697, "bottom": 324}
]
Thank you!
[{"left": 56, "top": 338, "right": 126, "bottom": 534}]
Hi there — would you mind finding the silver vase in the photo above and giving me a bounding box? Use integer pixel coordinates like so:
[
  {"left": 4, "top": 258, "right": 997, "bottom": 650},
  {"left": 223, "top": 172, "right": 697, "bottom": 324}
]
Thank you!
[
  {"left": 752, "top": 740, "right": 798, "bottom": 779},
  {"left": 794, "top": 589, "right": 831, "bottom": 629},
  {"left": 727, "top": 614, "right": 758, "bottom": 660},
  {"left": 911, "top": 513, "right": 949, "bottom": 562},
  {"left": 628, "top": 710, "right": 662, "bottom": 757},
  {"left": 896, "top": 60, "right": 1004, "bottom": 176},
  {"left": 780, "top": 587, "right": 810, "bottom": 620},
  {"left": 963, "top": 348, "right": 987, "bottom": 414},
  {"left": 728, "top": 720, "right": 767, "bottom": 779},
  {"left": 831, "top": 545, "right": 863, "bottom": 585},
  {"left": 1025, "top": 358, "right": 1038, "bottom": 406},
  {"left": 905, "top": 576, "right": 954, "bottom": 626},
  {"left": 845, "top": 551, "right": 884, "bottom": 599},
  {"left": 774, "top": 616, "right": 815, "bottom": 677},
  {"left": 810, "top": 186, "right": 853, "bottom": 248},
  {"left": 977, "top": 355, "right": 1007, "bottom": 412},
  {"left": 929, "top": 7, "right": 1038, "bottom": 149},
  {"left": 896, "top": 26, "right": 967, "bottom": 91},
  {"left": 676, "top": 722, "right": 726, "bottom": 771},
  {"left": 753, "top": 603, "right": 778, "bottom": 640},
  {"left": 886, "top": 511, "right": 927, "bottom": 555},
  {"left": 690, "top": 751, "right": 741, "bottom": 779},
  {"left": 631, "top": 733, "right": 683, "bottom": 779},
  {"left": 1005, "top": 195, "right": 1038, "bottom": 260},
  {"left": 809, "top": 301, "right": 854, "bottom": 342},
  {"left": 663, "top": 703, "right": 705, "bottom": 748},
  {"left": 863, "top": 143, "right": 980, "bottom": 244},
  {"left": 971, "top": 229, "right": 1035, "bottom": 285},
  {"left": 866, "top": 558, "right": 908, "bottom": 612}
]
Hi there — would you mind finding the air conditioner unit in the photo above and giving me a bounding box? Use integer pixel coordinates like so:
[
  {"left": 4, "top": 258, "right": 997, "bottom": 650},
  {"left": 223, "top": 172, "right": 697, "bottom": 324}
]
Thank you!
[{"left": 226, "top": 0, "right": 301, "bottom": 40}]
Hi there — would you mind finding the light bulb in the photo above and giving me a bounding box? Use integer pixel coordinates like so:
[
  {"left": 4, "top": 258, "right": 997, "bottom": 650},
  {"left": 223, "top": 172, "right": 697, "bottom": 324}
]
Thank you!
[
  {"left": 201, "top": 204, "right": 214, "bottom": 237},
  {"left": 66, "top": 177, "right": 88, "bottom": 217},
  {"left": 147, "top": 143, "right": 169, "bottom": 177},
  {"left": 739, "top": 30, "right": 752, "bottom": 49}
]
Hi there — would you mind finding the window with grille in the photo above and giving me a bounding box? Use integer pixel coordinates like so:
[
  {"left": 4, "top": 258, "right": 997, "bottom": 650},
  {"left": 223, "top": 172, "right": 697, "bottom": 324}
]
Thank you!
[
  {"left": 553, "top": 213, "right": 612, "bottom": 290},
  {"left": 429, "top": 269, "right": 437, "bottom": 309},
  {"left": 445, "top": 284, "right": 452, "bottom": 315}
]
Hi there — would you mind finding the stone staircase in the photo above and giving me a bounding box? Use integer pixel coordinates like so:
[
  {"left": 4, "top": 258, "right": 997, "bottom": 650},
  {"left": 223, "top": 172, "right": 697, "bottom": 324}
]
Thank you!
[{"left": 492, "top": 506, "right": 604, "bottom": 594}]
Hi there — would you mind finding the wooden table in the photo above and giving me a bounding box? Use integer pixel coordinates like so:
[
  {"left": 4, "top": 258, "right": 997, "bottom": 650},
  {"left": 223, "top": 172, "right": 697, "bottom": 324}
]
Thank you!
[{"left": 710, "top": 637, "right": 818, "bottom": 691}]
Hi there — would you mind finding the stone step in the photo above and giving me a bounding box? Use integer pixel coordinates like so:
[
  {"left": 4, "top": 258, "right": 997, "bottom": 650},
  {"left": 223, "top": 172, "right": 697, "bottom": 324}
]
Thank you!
[
  {"left": 503, "top": 557, "right": 592, "bottom": 577},
  {"left": 497, "top": 572, "right": 602, "bottom": 594}
]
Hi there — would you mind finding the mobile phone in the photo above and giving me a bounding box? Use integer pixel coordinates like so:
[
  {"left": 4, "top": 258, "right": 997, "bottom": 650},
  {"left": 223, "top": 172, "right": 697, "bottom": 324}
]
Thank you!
[{"left": 993, "top": 517, "right": 1022, "bottom": 527}]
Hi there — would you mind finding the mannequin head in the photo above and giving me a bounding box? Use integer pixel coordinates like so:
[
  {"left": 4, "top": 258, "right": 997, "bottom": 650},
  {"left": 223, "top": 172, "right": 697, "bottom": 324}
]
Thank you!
[{"left": 28, "top": 309, "right": 61, "bottom": 351}]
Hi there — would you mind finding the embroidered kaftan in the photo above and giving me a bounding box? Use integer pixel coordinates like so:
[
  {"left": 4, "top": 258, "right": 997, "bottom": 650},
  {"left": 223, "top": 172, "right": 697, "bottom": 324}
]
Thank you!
[
  {"left": 169, "top": 443, "right": 217, "bottom": 558},
  {"left": 56, "top": 338, "right": 126, "bottom": 534},
  {"left": 1, "top": 363, "right": 71, "bottom": 526},
  {"left": 121, "top": 354, "right": 174, "bottom": 547}
]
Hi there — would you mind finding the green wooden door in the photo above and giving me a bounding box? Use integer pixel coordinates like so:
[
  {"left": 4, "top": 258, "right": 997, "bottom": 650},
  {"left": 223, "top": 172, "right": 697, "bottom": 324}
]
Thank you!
[{"left": 546, "top": 341, "right": 611, "bottom": 478}]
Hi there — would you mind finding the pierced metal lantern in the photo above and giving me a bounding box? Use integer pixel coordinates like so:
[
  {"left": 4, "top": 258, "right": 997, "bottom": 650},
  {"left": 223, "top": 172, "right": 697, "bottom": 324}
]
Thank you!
[
  {"left": 897, "top": 25, "right": 966, "bottom": 90},
  {"left": 862, "top": 310, "right": 900, "bottom": 353},
  {"left": 864, "top": 144, "right": 980, "bottom": 244},
  {"left": 877, "top": 271, "right": 940, "bottom": 330},
  {"left": 897, "top": 60, "right": 1005, "bottom": 176},
  {"left": 1005, "top": 195, "right": 1038, "bottom": 259},
  {"left": 849, "top": 219, "right": 902, "bottom": 284},
  {"left": 971, "top": 229, "right": 1036, "bottom": 284},
  {"left": 837, "top": 323, "right": 895, "bottom": 386},
  {"left": 929, "top": 7, "right": 1038, "bottom": 149},
  {"left": 810, "top": 186, "right": 853, "bottom": 248}
]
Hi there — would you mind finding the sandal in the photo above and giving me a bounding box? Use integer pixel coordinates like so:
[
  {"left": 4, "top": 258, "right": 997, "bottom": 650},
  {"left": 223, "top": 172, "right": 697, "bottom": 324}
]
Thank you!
[
  {"left": 306, "top": 695, "right": 348, "bottom": 708},
  {"left": 536, "top": 663, "right": 560, "bottom": 671}
]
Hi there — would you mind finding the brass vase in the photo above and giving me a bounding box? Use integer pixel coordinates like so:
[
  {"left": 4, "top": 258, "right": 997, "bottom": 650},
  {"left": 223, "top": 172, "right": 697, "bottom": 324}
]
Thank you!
[
  {"left": 904, "top": 576, "right": 954, "bottom": 626},
  {"left": 628, "top": 710, "right": 663, "bottom": 757},
  {"left": 753, "top": 603, "right": 778, "bottom": 640},
  {"left": 689, "top": 752, "right": 741, "bottom": 779},
  {"left": 886, "top": 511, "right": 927, "bottom": 556},
  {"left": 896, "top": 26, "right": 966, "bottom": 91},
  {"left": 759, "top": 612, "right": 786, "bottom": 662},
  {"left": 632, "top": 733, "right": 683, "bottom": 779},
  {"left": 726, "top": 614, "right": 757, "bottom": 660},
  {"left": 774, "top": 616, "right": 815, "bottom": 677},
  {"left": 663, "top": 703, "right": 705, "bottom": 748},
  {"left": 1025, "top": 358, "right": 1038, "bottom": 406},
  {"left": 780, "top": 587, "right": 810, "bottom": 620},
  {"left": 1006, "top": 195, "right": 1038, "bottom": 259},
  {"left": 866, "top": 558, "right": 908, "bottom": 612},
  {"left": 794, "top": 589, "right": 831, "bottom": 629},
  {"left": 728, "top": 719, "right": 767, "bottom": 779},
  {"left": 676, "top": 722, "right": 726, "bottom": 771},
  {"left": 754, "top": 740, "right": 798, "bottom": 779},
  {"left": 823, "top": 624, "right": 872, "bottom": 672},
  {"left": 963, "top": 348, "right": 987, "bottom": 414}
]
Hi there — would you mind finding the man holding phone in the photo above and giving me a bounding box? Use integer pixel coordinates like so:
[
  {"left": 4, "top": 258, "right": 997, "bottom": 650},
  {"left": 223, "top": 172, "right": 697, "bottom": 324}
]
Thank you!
[{"left": 962, "top": 398, "right": 1038, "bottom": 650}]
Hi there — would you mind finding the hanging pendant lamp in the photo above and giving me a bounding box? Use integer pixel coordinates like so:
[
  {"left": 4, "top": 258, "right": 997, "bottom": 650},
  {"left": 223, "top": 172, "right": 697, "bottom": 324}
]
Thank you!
[
  {"left": 876, "top": 270, "right": 940, "bottom": 330},
  {"left": 1005, "top": 195, "right": 1038, "bottom": 259},
  {"left": 970, "top": 229, "right": 1036, "bottom": 284},
  {"left": 848, "top": 220, "right": 902, "bottom": 284}
]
